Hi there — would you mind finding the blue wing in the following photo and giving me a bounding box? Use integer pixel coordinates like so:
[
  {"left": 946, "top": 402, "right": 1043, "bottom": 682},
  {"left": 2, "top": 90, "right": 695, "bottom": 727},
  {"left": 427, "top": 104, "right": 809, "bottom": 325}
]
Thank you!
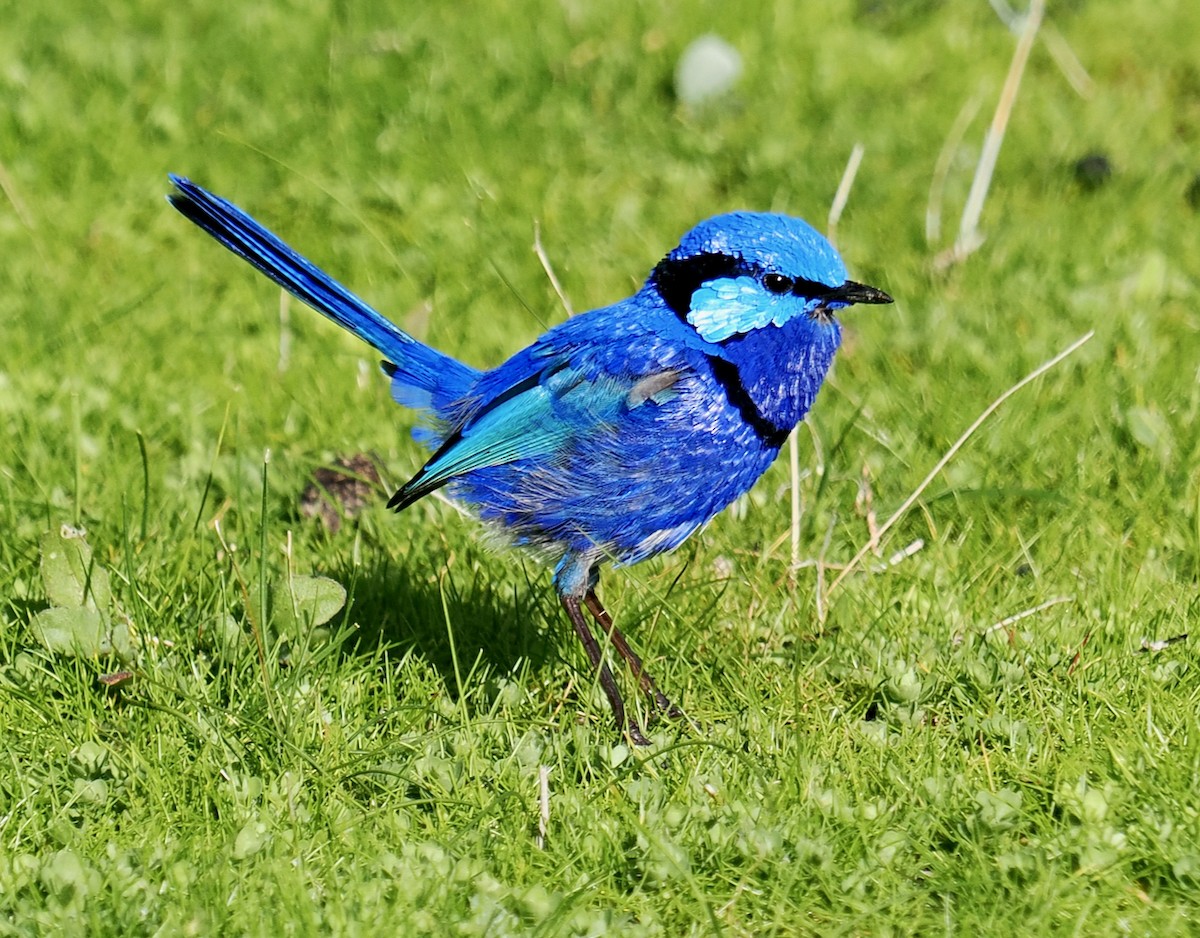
[{"left": 388, "top": 357, "right": 682, "bottom": 510}]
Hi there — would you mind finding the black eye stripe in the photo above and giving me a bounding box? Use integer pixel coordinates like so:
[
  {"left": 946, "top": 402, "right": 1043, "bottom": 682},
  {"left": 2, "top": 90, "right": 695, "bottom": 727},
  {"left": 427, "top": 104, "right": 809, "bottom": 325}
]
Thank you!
[
  {"left": 650, "top": 252, "right": 752, "bottom": 317},
  {"left": 651, "top": 252, "right": 840, "bottom": 316}
]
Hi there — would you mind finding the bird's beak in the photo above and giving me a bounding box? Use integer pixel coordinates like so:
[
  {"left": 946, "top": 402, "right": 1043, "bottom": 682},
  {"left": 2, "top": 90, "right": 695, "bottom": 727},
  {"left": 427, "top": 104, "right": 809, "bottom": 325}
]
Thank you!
[{"left": 833, "top": 280, "right": 893, "bottom": 306}]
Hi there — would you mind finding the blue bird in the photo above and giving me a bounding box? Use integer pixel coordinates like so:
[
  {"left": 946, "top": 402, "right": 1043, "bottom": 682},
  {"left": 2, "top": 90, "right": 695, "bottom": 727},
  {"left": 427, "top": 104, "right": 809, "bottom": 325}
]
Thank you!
[{"left": 168, "top": 175, "right": 892, "bottom": 744}]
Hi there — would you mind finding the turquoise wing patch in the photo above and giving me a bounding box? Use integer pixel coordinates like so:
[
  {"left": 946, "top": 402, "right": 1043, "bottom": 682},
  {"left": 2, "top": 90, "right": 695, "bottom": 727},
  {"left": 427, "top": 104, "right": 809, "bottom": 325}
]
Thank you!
[
  {"left": 390, "top": 362, "right": 671, "bottom": 509},
  {"left": 396, "top": 380, "right": 570, "bottom": 505}
]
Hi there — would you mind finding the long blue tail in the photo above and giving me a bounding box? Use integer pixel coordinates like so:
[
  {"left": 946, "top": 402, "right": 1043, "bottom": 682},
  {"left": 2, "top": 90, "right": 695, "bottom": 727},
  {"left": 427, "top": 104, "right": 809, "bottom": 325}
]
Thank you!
[{"left": 167, "top": 175, "right": 478, "bottom": 411}]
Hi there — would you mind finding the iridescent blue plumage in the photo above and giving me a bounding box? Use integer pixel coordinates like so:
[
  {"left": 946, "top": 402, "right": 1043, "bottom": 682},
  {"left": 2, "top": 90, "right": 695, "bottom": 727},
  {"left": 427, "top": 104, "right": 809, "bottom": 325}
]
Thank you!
[{"left": 168, "top": 177, "right": 892, "bottom": 743}]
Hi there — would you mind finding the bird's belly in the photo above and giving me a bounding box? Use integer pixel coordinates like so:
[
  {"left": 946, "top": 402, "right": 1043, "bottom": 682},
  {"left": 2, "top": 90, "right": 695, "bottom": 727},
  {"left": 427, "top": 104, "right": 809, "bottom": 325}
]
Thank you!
[{"left": 449, "top": 407, "right": 782, "bottom": 565}]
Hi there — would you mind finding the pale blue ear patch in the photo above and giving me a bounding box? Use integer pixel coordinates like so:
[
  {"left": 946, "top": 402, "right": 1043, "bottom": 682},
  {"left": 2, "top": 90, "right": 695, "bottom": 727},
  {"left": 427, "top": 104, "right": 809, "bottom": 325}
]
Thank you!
[{"left": 687, "top": 275, "right": 795, "bottom": 342}]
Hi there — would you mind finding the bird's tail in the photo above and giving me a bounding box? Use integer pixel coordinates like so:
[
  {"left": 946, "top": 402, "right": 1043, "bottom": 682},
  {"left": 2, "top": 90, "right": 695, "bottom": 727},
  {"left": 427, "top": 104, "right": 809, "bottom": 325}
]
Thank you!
[{"left": 167, "top": 175, "right": 478, "bottom": 412}]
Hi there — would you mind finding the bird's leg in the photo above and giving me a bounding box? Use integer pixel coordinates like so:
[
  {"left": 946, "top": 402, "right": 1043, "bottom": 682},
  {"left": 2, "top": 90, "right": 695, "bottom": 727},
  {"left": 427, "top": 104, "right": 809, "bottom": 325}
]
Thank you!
[
  {"left": 584, "top": 589, "right": 684, "bottom": 721},
  {"left": 561, "top": 594, "right": 650, "bottom": 746}
]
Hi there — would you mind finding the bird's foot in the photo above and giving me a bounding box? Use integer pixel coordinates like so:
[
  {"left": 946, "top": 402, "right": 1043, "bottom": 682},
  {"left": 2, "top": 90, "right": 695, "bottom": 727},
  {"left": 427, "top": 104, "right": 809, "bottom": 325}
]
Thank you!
[
  {"left": 651, "top": 691, "right": 686, "bottom": 721},
  {"left": 625, "top": 719, "right": 652, "bottom": 747},
  {"left": 649, "top": 693, "right": 711, "bottom": 738}
]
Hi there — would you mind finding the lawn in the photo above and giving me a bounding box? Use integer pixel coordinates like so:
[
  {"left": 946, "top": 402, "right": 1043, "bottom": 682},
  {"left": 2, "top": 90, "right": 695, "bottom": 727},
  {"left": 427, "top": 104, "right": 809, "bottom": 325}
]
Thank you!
[{"left": 2, "top": 0, "right": 1199, "bottom": 934}]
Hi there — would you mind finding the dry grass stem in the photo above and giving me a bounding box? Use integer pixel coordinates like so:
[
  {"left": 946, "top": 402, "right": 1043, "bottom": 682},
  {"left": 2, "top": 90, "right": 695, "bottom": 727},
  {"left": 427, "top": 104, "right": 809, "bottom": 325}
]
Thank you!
[
  {"left": 537, "top": 766, "right": 551, "bottom": 849},
  {"left": 533, "top": 220, "right": 574, "bottom": 317},
  {"left": 822, "top": 329, "right": 1094, "bottom": 618},
  {"left": 856, "top": 462, "right": 882, "bottom": 557},
  {"left": 949, "top": 0, "right": 1045, "bottom": 265},
  {"left": 989, "top": 0, "right": 1094, "bottom": 97},
  {"left": 827, "top": 143, "right": 865, "bottom": 249},
  {"left": 788, "top": 431, "right": 802, "bottom": 587},
  {"left": 985, "top": 595, "right": 1074, "bottom": 634},
  {"left": 926, "top": 90, "right": 985, "bottom": 245},
  {"left": 814, "top": 512, "right": 837, "bottom": 623},
  {"left": 0, "top": 159, "right": 35, "bottom": 230}
]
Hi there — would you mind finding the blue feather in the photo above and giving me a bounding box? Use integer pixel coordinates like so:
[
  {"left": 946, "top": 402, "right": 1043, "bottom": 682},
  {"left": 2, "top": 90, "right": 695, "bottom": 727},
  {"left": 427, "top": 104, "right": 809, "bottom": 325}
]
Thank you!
[{"left": 688, "top": 275, "right": 788, "bottom": 341}]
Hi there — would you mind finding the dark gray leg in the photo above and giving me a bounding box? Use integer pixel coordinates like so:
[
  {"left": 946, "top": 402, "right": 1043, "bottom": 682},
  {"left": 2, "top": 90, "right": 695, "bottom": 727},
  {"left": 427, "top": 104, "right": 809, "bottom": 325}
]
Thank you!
[
  {"left": 584, "top": 590, "right": 684, "bottom": 720},
  {"left": 561, "top": 594, "right": 651, "bottom": 746}
]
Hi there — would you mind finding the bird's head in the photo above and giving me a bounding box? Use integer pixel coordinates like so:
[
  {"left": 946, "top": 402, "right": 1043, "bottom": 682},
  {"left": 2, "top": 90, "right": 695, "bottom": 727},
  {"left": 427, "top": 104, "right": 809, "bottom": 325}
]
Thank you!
[{"left": 648, "top": 212, "right": 892, "bottom": 343}]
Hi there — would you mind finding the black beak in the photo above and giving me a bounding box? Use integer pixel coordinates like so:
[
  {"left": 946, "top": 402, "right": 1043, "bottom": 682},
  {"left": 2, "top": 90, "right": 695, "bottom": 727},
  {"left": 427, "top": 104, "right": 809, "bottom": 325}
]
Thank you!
[{"left": 832, "top": 280, "right": 893, "bottom": 306}]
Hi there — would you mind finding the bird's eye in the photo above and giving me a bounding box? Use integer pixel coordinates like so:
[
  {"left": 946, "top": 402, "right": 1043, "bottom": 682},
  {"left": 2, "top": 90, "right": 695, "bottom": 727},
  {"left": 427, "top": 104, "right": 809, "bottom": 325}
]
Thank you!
[{"left": 763, "top": 273, "right": 793, "bottom": 295}]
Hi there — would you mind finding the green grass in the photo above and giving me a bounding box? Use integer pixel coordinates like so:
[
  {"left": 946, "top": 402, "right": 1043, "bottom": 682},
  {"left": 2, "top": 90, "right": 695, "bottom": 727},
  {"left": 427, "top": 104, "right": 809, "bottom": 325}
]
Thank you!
[{"left": 3, "top": 0, "right": 1200, "bottom": 933}]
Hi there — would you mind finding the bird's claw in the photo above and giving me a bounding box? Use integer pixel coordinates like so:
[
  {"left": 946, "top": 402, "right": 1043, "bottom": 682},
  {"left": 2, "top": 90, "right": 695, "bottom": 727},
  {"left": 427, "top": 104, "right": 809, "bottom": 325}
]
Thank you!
[
  {"left": 626, "top": 720, "right": 652, "bottom": 747},
  {"left": 650, "top": 692, "right": 687, "bottom": 721}
]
